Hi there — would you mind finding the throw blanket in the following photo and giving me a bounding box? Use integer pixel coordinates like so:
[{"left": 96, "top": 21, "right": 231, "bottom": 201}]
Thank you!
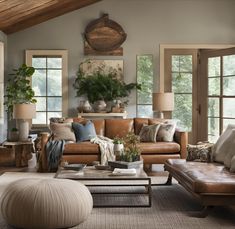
[
  {"left": 90, "top": 135, "right": 115, "bottom": 165},
  {"left": 46, "top": 140, "right": 65, "bottom": 172}
]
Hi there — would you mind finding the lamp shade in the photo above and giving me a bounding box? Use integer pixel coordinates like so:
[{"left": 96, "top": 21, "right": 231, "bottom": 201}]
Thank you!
[
  {"left": 152, "top": 92, "right": 174, "bottom": 111},
  {"left": 13, "top": 103, "right": 36, "bottom": 119}
]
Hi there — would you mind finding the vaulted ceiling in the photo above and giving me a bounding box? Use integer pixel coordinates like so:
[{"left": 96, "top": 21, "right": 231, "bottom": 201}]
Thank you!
[{"left": 0, "top": 0, "right": 102, "bottom": 34}]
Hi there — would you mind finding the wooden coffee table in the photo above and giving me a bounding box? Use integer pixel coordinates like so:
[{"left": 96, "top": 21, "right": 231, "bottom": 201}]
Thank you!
[{"left": 55, "top": 166, "right": 152, "bottom": 208}]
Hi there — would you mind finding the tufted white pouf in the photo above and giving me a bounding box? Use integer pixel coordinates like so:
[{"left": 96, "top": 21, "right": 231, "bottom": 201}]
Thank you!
[{"left": 0, "top": 178, "right": 93, "bottom": 229}]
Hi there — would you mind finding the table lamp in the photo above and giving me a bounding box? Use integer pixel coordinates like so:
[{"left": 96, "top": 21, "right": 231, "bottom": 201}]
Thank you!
[
  {"left": 152, "top": 92, "right": 174, "bottom": 119},
  {"left": 13, "top": 103, "right": 36, "bottom": 141}
]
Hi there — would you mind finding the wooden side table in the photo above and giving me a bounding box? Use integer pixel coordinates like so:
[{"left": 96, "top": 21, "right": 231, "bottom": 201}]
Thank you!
[{"left": 2, "top": 141, "right": 33, "bottom": 167}]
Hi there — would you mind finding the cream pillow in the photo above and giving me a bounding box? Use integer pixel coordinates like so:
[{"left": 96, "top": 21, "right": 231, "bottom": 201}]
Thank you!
[
  {"left": 223, "top": 130, "right": 235, "bottom": 168},
  {"left": 50, "top": 122, "right": 76, "bottom": 142},
  {"left": 156, "top": 123, "right": 176, "bottom": 142},
  {"left": 212, "top": 124, "right": 235, "bottom": 163}
]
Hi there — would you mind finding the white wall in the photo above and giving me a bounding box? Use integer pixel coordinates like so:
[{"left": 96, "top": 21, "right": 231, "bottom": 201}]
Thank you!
[
  {"left": 0, "top": 30, "right": 7, "bottom": 143},
  {"left": 6, "top": 0, "right": 235, "bottom": 118}
]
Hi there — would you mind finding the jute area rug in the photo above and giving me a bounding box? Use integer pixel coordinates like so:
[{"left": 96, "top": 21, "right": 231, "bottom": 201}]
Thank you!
[{"left": 0, "top": 172, "right": 235, "bottom": 229}]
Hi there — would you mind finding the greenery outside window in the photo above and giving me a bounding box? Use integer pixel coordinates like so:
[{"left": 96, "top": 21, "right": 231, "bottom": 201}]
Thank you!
[
  {"left": 26, "top": 50, "right": 68, "bottom": 126},
  {"left": 136, "top": 55, "right": 153, "bottom": 117},
  {"left": 171, "top": 55, "right": 193, "bottom": 131}
]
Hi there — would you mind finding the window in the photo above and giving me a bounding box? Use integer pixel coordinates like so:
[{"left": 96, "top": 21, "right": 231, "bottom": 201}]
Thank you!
[
  {"left": 136, "top": 55, "right": 153, "bottom": 117},
  {"left": 26, "top": 50, "right": 68, "bottom": 126}
]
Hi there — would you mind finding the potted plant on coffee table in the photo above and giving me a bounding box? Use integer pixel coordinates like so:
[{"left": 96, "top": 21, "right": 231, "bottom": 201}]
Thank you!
[
  {"left": 113, "top": 137, "right": 124, "bottom": 159},
  {"left": 121, "top": 132, "right": 141, "bottom": 162}
]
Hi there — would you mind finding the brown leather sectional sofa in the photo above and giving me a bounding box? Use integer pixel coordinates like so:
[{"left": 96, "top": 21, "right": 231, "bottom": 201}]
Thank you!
[
  {"left": 165, "top": 159, "right": 235, "bottom": 217},
  {"left": 39, "top": 118, "right": 188, "bottom": 172}
]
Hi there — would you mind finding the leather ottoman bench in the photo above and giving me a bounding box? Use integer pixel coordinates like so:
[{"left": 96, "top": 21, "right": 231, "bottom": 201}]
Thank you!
[{"left": 164, "top": 159, "right": 235, "bottom": 217}]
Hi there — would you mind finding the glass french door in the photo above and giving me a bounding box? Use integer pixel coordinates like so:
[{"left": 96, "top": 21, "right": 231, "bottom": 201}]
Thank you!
[
  {"left": 164, "top": 49, "right": 198, "bottom": 144},
  {"left": 199, "top": 48, "right": 235, "bottom": 142}
]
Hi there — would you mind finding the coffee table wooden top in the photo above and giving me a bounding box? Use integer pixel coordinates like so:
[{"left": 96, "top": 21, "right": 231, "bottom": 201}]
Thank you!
[{"left": 55, "top": 166, "right": 148, "bottom": 180}]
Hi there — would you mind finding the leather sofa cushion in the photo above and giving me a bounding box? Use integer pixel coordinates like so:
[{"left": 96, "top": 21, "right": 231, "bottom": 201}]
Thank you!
[
  {"left": 105, "top": 119, "right": 134, "bottom": 139},
  {"left": 73, "top": 118, "right": 105, "bottom": 136},
  {"left": 165, "top": 159, "right": 235, "bottom": 194},
  {"left": 134, "top": 118, "right": 148, "bottom": 135},
  {"left": 63, "top": 142, "right": 100, "bottom": 154},
  {"left": 148, "top": 118, "right": 166, "bottom": 125},
  {"left": 138, "top": 142, "right": 180, "bottom": 154}
]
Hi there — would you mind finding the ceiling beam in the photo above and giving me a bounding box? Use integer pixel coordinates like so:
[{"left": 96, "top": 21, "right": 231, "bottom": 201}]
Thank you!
[{"left": 0, "top": 0, "right": 102, "bottom": 34}]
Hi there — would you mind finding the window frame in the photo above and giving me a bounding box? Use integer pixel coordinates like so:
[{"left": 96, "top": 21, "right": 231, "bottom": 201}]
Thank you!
[
  {"left": 25, "top": 50, "right": 68, "bottom": 127},
  {"left": 164, "top": 49, "right": 198, "bottom": 143},
  {"left": 200, "top": 48, "right": 235, "bottom": 142}
]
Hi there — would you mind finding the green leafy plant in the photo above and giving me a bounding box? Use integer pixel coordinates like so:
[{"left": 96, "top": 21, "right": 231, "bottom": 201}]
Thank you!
[
  {"left": 121, "top": 132, "right": 141, "bottom": 162},
  {"left": 11, "top": 127, "right": 18, "bottom": 132},
  {"left": 73, "top": 61, "right": 141, "bottom": 104},
  {"left": 4, "top": 64, "right": 37, "bottom": 117},
  {"left": 113, "top": 137, "right": 124, "bottom": 144}
]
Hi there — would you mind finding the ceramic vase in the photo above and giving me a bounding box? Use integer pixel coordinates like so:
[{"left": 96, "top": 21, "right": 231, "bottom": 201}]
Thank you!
[
  {"left": 83, "top": 100, "right": 92, "bottom": 113},
  {"left": 94, "top": 100, "right": 106, "bottom": 112}
]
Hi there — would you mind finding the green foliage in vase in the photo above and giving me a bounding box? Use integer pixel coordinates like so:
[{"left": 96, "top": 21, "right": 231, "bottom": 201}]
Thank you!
[
  {"left": 4, "top": 64, "right": 37, "bottom": 117},
  {"left": 113, "top": 136, "right": 124, "bottom": 144},
  {"left": 73, "top": 60, "right": 141, "bottom": 104},
  {"left": 121, "top": 132, "right": 141, "bottom": 162}
]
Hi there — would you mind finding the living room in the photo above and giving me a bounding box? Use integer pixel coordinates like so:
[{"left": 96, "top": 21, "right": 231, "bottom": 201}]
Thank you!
[{"left": 0, "top": 0, "right": 235, "bottom": 228}]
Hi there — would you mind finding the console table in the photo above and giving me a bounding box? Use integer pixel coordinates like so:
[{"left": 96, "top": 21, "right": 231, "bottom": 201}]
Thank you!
[{"left": 78, "top": 112, "right": 127, "bottom": 119}]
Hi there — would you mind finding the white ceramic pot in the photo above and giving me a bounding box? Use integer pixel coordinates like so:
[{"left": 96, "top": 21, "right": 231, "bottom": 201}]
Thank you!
[{"left": 114, "top": 143, "right": 124, "bottom": 153}]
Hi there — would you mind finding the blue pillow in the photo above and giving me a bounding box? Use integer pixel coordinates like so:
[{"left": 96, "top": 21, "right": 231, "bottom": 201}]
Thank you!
[{"left": 72, "top": 121, "right": 97, "bottom": 142}]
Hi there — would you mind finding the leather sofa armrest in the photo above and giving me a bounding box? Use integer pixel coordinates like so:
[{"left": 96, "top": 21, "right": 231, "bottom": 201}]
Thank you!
[
  {"left": 38, "top": 132, "right": 50, "bottom": 172},
  {"left": 174, "top": 130, "right": 188, "bottom": 159}
]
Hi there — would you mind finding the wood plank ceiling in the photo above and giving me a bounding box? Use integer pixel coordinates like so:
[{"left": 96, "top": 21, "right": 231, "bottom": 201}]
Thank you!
[{"left": 0, "top": 0, "right": 102, "bottom": 34}]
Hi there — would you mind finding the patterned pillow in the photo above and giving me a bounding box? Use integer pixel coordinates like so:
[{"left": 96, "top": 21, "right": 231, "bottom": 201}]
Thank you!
[
  {"left": 156, "top": 123, "right": 176, "bottom": 142},
  {"left": 50, "top": 122, "right": 76, "bottom": 142},
  {"left": 72, "top": 121, "right": 97, "bottom": 142},
  {"left": 187, "top": 142, "right": 214, "bottom": 162},
  {"left": 139, "top": 124, "right": 160, "bottom": 142}
]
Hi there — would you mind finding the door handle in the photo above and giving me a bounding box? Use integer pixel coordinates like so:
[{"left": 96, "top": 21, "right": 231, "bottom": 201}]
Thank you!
[{"left": 196, "top": 104, "right": 201, "bottom": 115}]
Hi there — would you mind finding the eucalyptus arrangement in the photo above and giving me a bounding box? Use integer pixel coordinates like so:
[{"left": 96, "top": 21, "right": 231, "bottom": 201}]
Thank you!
[{"left": 4, "top": 64, "right": 36, "bottom": 117}]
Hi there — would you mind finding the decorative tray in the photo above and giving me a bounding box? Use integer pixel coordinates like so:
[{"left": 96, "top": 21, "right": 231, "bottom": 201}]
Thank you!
[
  {"left": 95, "top": 165, "right": 110, "bottom": 170},
  {"left": 63, "top": 164, "right": 86, "bottom": 171}
]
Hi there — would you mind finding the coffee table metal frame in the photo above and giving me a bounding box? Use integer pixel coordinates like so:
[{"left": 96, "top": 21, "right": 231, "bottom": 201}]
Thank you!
[{"left": 54, "top": 166, "right": 152, "bottom": 208}]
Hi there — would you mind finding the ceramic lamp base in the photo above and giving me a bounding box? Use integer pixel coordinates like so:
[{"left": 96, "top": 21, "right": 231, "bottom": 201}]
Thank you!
[{"left": 18, "top": 120, "right": 29, "bottom": 141}]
